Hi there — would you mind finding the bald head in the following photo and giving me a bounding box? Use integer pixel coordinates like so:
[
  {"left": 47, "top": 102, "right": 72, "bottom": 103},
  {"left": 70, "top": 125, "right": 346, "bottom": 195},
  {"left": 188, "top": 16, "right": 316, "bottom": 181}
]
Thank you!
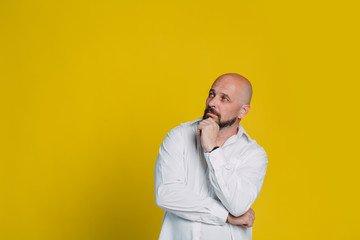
[{"left": 213, "top": 73, "right": 253, "bottom": 105}]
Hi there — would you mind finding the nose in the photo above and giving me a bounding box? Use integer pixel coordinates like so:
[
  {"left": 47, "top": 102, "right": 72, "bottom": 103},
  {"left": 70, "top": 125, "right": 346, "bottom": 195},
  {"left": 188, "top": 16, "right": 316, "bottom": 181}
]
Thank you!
[{"left": 208, "top": 96, "right": 218, "bottom": 108}]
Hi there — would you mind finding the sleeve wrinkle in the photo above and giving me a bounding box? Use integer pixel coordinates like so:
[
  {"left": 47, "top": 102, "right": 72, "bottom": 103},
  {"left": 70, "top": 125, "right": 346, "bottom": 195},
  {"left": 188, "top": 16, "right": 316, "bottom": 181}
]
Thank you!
[
  {"left": 154, "top": 125, "right": 229, "bottom": 225},
  {"left": 205, "top": 147, "right": 268, "bottom": 217}
]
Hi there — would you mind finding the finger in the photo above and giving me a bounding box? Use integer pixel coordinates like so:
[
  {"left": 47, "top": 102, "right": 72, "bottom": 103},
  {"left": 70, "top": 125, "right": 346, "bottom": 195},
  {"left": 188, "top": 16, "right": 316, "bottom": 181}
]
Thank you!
[
  {"left": 205, "top": 118, "right": 217, "bottom": 125},
  {"left": 201, "top": 118, "right": 215, "bottom": 125},
  {"left": 198, "top": 121, "right": 208, "bottom": 128},
  {"left": 208, "top": 117, "right": 217, "bottom": 123}
]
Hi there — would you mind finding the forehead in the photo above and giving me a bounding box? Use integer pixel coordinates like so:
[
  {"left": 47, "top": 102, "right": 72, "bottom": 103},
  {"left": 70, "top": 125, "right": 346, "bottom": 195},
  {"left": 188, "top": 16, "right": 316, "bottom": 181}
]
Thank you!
[{"left": 210, "top": 78, "right": 242, "bottom": 98}]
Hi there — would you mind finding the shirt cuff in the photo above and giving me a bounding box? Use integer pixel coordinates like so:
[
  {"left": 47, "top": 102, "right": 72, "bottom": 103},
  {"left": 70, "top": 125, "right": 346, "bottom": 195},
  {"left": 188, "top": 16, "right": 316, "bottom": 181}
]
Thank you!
[
  {"left": 204, "top": 147, "right": 230, "bottom": 171},
  {"left": 209, "top": 199, "right": 229, "bottom": 224}
]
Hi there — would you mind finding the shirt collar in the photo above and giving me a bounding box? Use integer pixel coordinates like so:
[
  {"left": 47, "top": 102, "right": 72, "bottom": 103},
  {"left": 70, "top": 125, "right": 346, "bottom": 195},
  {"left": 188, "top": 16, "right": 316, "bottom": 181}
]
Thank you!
[
  {"left": 237, "top": 124, "right": 251, "bottom": 140},
  {"left": 221, "top": 124, "right": 251, "bottom": 147}
]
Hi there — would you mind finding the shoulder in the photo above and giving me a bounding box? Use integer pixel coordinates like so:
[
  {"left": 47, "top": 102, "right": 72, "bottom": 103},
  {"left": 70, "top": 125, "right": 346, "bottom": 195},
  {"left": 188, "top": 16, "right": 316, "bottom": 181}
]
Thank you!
[
  {"left": 164, "top": 118, "right": 201, "bottom": 142},
  {"left": 168, "top": 118, "right": 201, "bottom": 136},
  {"left": 237, "top": 126, "right": 268, "bottom": 162},
  {"left": 179, "top": 118, "right": 202, "bottom": 129}
]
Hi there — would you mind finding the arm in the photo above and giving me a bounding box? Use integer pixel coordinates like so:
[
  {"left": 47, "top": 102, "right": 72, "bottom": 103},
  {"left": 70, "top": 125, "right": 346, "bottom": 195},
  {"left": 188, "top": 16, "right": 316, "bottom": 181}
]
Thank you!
[
  {"left": 198, "top": 118, "right": 268, "bottom": 217},
  {"left": 154, "top": 126, "right": 229, "bottom": 225},
  {"left": 204, "top": 147, "right": 268, "bottom": 217}
]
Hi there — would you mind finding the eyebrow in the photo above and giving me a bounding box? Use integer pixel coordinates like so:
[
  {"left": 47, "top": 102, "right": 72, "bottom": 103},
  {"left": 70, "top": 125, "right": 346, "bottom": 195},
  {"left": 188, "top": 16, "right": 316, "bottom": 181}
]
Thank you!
[{"left": 209, "top": 89, "right": 231, "bottom": 101}]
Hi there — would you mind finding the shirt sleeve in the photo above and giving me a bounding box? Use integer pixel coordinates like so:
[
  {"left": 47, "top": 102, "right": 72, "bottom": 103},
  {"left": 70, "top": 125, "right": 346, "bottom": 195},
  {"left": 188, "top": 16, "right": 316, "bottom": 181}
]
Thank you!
[
  {"left": 154, "top": 126, "right": 229, "bottom": 225},
  {"left": 204, "top": 144, "right": 268, "bottom": 217}
]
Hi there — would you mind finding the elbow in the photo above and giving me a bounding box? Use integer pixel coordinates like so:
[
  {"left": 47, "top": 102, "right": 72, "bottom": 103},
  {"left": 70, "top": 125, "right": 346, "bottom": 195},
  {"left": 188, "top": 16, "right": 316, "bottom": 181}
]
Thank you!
[
  {"left": 155, "top": 185, "right": 169, "bottom": 210},
  {"left": 228, "top": 207, "right": 248, "bottom": 217},
  {"left": 155, "top": 184, "right": 180, "bottom": 210},
  {"left": 155, "top": 193, "right": 164, "bottom": 209},
  {"left": 155, "top": 182, "right": 186, "bottom": 211},
  {"left": 227, "top": 191, "right": 257, "bottom": 217},
  {"left": 155, "top": 188, "right": 164, "bottom": 208}
]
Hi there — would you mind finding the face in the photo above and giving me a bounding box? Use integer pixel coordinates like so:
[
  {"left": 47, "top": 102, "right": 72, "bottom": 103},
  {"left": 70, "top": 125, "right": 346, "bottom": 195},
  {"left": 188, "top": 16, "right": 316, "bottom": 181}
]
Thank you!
[{"left": 202, "top": 78, "right": 243, "bottom": 129}]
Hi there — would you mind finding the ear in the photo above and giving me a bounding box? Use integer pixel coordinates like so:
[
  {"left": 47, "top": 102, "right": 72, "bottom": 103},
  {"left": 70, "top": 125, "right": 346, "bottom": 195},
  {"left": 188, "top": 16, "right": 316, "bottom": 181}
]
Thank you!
[{"left": 238, "top": 104, "right": 251, "bottom": 119}]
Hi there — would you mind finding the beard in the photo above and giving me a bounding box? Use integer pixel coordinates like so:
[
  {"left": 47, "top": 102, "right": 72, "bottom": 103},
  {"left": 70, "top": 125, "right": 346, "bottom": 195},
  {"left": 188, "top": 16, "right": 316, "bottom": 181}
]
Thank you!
[{"left": 202, "top": 107, "right": 238, "bottom": 129}]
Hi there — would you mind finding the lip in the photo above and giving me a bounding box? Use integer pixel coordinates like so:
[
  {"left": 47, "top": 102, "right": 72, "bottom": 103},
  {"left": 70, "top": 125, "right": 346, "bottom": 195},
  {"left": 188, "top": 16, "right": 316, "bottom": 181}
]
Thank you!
[{"left": 206, "top": 112, "right": 218, "bottom": 117}]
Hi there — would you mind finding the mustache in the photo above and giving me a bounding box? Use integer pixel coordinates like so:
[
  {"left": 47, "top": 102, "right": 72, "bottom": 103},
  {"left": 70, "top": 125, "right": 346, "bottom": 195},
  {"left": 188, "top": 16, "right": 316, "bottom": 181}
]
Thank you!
[{"left": 205, "top": 107, "right": 220, "bottom": 117}]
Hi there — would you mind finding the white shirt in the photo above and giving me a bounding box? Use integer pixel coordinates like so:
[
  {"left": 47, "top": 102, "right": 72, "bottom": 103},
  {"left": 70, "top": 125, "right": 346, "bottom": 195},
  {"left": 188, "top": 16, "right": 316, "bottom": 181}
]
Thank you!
[{"left": 154, "top": 118, "right": 268, "bottom": 240}]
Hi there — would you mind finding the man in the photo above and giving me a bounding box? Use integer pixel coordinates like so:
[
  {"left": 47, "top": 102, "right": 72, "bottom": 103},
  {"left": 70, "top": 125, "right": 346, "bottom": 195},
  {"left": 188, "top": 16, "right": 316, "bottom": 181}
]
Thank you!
[{"left": 154, "top": 73, "right": 268, "bottom": 240}]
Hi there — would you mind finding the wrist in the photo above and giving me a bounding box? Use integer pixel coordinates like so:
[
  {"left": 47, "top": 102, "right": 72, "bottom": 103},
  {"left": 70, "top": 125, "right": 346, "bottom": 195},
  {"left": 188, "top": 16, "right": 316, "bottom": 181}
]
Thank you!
[{"left": 206, "top": 146, "right": 219, "bottom": 153}]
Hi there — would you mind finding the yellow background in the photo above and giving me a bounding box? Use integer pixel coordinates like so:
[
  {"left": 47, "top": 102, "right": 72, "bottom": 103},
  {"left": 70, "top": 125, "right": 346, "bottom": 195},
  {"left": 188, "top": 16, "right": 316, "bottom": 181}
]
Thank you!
[{"left": 1, "top": 0, "right": 359, "bottom": 239}]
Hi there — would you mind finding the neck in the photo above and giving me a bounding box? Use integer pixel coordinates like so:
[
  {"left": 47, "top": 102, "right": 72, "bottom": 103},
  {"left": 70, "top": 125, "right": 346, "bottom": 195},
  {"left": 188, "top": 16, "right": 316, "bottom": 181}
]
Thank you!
[{"left": 215, "top": 122, "right": 239, "bottom": 146}]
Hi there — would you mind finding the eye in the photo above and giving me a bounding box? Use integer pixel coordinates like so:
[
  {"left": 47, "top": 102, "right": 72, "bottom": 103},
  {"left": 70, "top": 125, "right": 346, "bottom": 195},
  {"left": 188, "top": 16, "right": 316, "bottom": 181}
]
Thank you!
[
  {"left": 222, "top": 96, "right": 229, "bottom": 101},
  {"left": 209, "top": 92, "right": 215, "bottom": 97}
]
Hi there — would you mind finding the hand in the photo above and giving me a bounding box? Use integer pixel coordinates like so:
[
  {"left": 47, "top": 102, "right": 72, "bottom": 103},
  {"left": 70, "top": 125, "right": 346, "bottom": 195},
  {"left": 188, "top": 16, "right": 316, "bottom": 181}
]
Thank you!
[
  {"left": 197, "top": 118, "right": 219, "bottom": 152},
  {"left": 227, "top": 208, "right": 255, "bottom": 228}
]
